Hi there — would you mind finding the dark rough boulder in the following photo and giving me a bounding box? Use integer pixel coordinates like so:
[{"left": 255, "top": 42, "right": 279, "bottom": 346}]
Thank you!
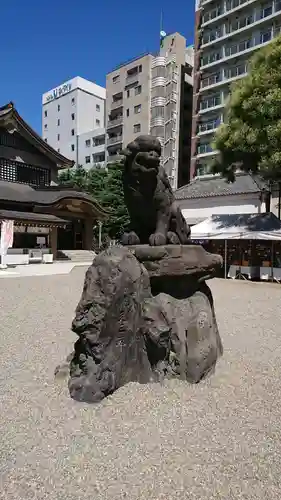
[
  {"left": 130, "top": 244, "right": 223, "bottom": 283},
  {"left": 69, "top": 246, "right": 154, "bottom": 403},
  {"left": 154, "top": 285, "right": 223, "bottom": 383},
  {"left": 67, "top": 245, "right": 223, "bottom": 403}
]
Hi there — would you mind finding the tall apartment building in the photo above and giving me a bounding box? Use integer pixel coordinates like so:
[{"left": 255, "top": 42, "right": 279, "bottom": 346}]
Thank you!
[
  {"left": 42, "top": 77, "right": 106, "bottom": 169},
  {"left": 192, "top": 0, "right": 281, "bottom": 179},
  {"left": 105, "top": 33, "right": 194, "bottom": 189}
]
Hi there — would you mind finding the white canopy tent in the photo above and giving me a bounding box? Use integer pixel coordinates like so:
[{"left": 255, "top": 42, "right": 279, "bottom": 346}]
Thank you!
[
  {"left": 190, "top": 213, "right": 281, "bottom": 279},
  {"left": 190, "top": 213, "right": 281, "bottom": 241}
]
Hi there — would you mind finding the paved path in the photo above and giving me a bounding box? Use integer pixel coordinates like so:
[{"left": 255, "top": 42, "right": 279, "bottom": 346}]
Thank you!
[
  {"left": 1, "top": 273, "right": 281, "bottom": 499},
  {"left": 0, "top": 261, "right": 92, "bottom": 278}
]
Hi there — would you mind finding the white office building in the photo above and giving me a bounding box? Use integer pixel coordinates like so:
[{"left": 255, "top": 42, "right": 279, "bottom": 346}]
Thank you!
[{"left": 42, "top": 77, "right": 106, "bottom": 168}]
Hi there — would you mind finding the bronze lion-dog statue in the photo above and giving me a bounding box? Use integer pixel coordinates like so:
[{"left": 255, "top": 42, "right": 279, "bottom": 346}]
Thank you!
[{"left": 120, "top": 135, "right": 191, "bottom": 246}]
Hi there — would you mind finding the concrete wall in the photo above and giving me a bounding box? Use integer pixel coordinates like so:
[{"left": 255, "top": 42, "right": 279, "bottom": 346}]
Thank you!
[
  {"left": 76, "top": 88, "right": 105, "bottom": 135},
  {"left": 106, "top": 53, "right": 153, "bottom": 158},
  {"left": 178, "top": 193, "right": 265, "bottom": 222},
  {"left": 78, "top": 128, "right": 106, "bottom": 169}
]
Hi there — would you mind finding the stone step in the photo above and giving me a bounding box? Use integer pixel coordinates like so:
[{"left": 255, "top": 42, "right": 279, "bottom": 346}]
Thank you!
[{"left": 57, "top": 250, "right": 96, "bottom": 262}]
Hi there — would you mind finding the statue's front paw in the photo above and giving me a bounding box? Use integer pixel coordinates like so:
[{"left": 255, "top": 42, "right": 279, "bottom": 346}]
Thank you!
[
  {"left": 167, "top": 231, "right": 180, "bottom": 245},
  {"left": 121, "top": 231, "right": 140, "bottom": 246},
  {"left": 149, "top": 232, "right": 167, "bottom": 246}
]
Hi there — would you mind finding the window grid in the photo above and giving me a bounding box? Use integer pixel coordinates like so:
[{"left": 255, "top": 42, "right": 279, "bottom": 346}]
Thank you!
[{"left": 0, "top": 158, "right": 50, "bottom": 186}]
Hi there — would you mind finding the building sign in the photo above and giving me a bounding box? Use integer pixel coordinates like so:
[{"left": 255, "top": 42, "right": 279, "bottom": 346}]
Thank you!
[{"left": 45, "top": 82, "right": 72, "bottom": 103}]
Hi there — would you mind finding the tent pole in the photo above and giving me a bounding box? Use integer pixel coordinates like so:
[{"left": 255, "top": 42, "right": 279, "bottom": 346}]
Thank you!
[
  {"left": 224, "top": 239, "right": 227, "bottom": 279},
  {"left": 271, "top": 240, "right": 274, "bottom": 282}
]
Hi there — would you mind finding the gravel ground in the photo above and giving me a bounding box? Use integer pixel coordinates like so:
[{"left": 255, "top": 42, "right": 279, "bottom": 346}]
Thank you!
[{"left": 1, "top": 269, "right": 281, "bottom": 500}]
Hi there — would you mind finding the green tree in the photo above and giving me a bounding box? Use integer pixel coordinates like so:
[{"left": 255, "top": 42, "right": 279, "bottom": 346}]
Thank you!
[
  {"left": 212, "top": 36, "right": 281, "bottom": 183},
  {"left": 58, "top": 163, "right": 129, "bottom": 241},
  {"left": 87, "top": 163, "right": 129, "bottom": 240},
  {"left": 58, "top": 166, "right": 88, "bottom": 189}
]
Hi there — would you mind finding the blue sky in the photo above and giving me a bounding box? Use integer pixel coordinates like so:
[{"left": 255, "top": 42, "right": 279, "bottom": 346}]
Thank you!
[{"left": 0, "top": 0, "right": 194, "bottom": 133}]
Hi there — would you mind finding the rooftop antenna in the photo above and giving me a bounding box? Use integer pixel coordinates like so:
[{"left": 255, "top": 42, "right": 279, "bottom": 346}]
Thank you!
[{"left": 160, "top": 10, "right": 167, "bottom": 51}]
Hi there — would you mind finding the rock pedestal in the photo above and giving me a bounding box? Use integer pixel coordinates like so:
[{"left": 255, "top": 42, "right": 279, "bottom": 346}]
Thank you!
[{"left": 68, "top": 245, "right": 223, "bottom": 403}]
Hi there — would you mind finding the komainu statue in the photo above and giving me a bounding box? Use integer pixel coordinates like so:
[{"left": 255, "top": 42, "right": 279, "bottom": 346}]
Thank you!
[{"left": 120, "top": 135, "right": 191, "bottom": 246}]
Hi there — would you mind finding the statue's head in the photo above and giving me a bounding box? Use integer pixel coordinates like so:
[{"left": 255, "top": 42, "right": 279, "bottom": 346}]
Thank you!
[{"left": 121, "top": 135, "right": 162, "bottom": 175}]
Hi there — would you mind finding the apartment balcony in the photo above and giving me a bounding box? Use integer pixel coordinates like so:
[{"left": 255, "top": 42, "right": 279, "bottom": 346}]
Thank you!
[
  {"left": 200, "top": 65, "right": 247, "bottom": 92},
  {"left": 151, "top": 116, "right": 165, "bottom": 127},
  {"left": 201, "top": 73, "right": 222, "bottom": 89},
  {"left": 107, "top": 116, "right": 123, "bottom": 129},
  {"left": 196, "top": 148, "right": 219, "bottom": 160},
  {"left": 166, "top": 92, "right": 178, "bottom": 103},
  {"left": 202, "top": 0, "right": 259, "bottom": 27},
  {"left": 151, "top": 56, "right": 166, "bottom": 68},
  {"left": 199, "top": 96, "right": 224, "bottom": 115},
  {"left": 198, "top": 118, "right": 221, "bottom": 136},
  {"left": 151, "top": 97, "right": 166, "bottom": 107},
  {"left": 151, "top": 77, "right": 166, "bottom": 88},
  {"left": 200, "top": 26, "right": 281, "bottom": 70},
  {"left": 201, "top": 3, "right": 281, "bottom": 48},
  {"left": 107, "top": 154, "right": 121, "bottom": 163},
  {"left": 111, "top": 99, "right": 123, "bottom": 110},
  {"left": 107, "top": 135, "right": 123, "bottom": 147},
  {"left": 125, "top": 73, "right": 139, "bottom": 85}
]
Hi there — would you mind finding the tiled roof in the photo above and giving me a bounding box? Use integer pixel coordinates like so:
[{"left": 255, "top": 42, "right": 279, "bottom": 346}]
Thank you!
[
  {"left": 0, "top": 181, "right": 108, "bottom": 219},
  {"left": 0, "top": 209, "right": 69, "bottom": 227},
  {"left": 175, "top": 174, "right": 267, "bottom": 200}
]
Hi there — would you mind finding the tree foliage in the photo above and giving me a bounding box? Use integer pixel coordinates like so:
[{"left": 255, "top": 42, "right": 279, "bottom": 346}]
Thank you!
[
  {"left": 212, "top": 36, "right": 281, "bottom": 182},
  {"left": 58, "top": 163, "right": 129, "bottom": 241}
]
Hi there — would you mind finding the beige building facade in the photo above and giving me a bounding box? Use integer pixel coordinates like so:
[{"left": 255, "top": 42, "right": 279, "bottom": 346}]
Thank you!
[{"left": 105, "top": 33, "right": 194, "bottom": 189}]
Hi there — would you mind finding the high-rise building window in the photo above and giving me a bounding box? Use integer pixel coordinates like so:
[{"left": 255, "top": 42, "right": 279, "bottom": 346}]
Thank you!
[
  {"left": 93, "top": 135, "right": 105, "bottom": 146},
  {"left": 126, "top": 108, "right": 129, "bottom": 117},
  {"left": 93, "top": 152, "right": 105, "bottom": 163},
  {"left": 71, "top": 113, "right": 75, "bottom": 120},
  {"left": 139, "top": 65, "right": 142, "bottom": 73},
  {"left": 85, "top": 139, "right": 91, "bottom": 147},
  {"left": 96, "top": 104, "right": 100, "bottom": 111},
  {"left": 135, "top": 85, "right": 142, "bottom": 96},
  {"left": 71, "top": 129, "right": 75, "bottom": 136},
  {"left": 71, "top": 144, "right": 75, "bottom": 151},
  {"left": 113, "top": 75, "right": 120, "bottom": 83},
  {"left": 44, "top": 124, "right": 47, "bottom": 130},
  {"left": 58, "top": 104, "right": 60, "bottom": 112},
  {"left": 44, "top": 110, "right": 47, "bottom": 117},
  {"left": 134, "top": 123, "right": 141, "bottom": 133},
  {"left": 57, "top": 134, "right": 60, "bottom": 141},
  {"left": 96, "top": 119, "right": 100, "bottom": 126},
  {"left": 127, "top": 90, "right": 130, "bottom": 98},
  {"left": 134, "top": 104, "right": 141, "bottom": 114},
  {"left": 85, "top": 156, "right": 91, "bottom": 164},
  {"left": 57, "top": 119, "right": 60, "bottom": 126},
  {"left": 71, "top": 97, "right": 75, "bottom": 105}
]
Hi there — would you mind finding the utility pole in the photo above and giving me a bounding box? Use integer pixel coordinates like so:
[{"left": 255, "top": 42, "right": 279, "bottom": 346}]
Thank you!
[{"left": 278, "top": 181, "right": 281, "bottom": 220}]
